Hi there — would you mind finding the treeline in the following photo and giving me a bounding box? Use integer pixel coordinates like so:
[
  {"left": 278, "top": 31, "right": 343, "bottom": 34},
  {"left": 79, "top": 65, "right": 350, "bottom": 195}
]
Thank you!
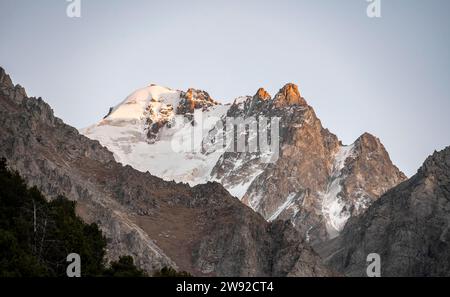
[{"left": 0, "top": 158, "right": 146, "bottom": 277}]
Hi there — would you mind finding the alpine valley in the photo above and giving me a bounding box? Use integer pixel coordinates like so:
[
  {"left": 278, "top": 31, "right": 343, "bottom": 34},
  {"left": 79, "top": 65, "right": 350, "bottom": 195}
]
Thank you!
[{"left": 1, "top": 66, "right": 449, "bottom": 276}]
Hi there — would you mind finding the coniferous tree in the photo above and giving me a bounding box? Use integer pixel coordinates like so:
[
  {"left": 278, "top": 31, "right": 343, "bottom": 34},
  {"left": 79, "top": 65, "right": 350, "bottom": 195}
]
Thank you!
[{"left": 0, "top": 157, "right": 145, "bottom": 277}]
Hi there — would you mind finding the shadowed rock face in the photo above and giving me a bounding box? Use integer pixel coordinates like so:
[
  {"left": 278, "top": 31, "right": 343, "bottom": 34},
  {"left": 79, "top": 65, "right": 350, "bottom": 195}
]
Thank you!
[
  {"left": 0, "top": 67, "right": 334, "bottom": 276},
  {"left": 318, "top": 146, "right": 450, "bottom": 276}
]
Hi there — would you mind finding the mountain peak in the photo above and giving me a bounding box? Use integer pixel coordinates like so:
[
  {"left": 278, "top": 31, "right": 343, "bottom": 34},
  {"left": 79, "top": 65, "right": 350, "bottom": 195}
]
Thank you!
[
  {"left": 104, "top": 85, "right": 180, "bottom": 121},
  {"left": 420, "top": 146, "right": 450, "bottom": 177},
  {"left": 274, "top": 83, "right": 307, "bottom": 107},
  {"left": 254, "top": 88, "right": 271, "bottom": 101},
  {"left": 0, "top": 67, "right": 27, "bottom": 104},
  {"left": 355, "top": 132, "right": 378, "bottom": 144},
  {"left": 0, "top": 67, "right": 13, "bottom": 89}
]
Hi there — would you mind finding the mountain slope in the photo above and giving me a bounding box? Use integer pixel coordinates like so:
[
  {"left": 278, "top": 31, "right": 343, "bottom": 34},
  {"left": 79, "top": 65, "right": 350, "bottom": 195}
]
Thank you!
[
  {"left": 318, "top": 146, "right": 450, "bottom": 276},
  {"left": 0, "top": 67, "right": 333, "bottom": 276}
]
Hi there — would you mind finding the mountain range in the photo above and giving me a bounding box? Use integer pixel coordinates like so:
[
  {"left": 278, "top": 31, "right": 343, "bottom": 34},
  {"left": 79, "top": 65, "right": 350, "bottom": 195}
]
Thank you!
[
  {"left": 81, "top": 81, "right": 406, "bottom": 245},
  {"left": 1, "top": 66, "right": 449, "bottom": 276}
]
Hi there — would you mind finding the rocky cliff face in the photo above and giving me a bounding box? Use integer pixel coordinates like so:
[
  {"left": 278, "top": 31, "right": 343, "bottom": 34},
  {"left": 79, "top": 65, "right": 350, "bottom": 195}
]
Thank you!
[
  {"left": 0, "top": 67, "right": 333, "bottom": 276},
  {"left": 211, "top": 85, "right": 406, "bottom": 245},
  {"left": 318, "top": 146, "right": 450, "bottom": 276}
]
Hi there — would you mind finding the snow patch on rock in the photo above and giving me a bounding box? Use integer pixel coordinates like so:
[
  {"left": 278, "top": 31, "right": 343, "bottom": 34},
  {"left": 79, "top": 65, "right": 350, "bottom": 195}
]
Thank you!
[
  {"left": 321, "top": 144, "right": 355, "bottom": 239},
  {"left": 268, "top": 192, "right": 299, "bottom": 222}
]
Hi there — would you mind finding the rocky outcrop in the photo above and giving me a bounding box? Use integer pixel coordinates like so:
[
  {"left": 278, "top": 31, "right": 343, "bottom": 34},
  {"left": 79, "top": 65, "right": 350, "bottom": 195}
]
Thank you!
[
  {"left": 176, "top": 88, "right": 218, "bottom": 114},
  {"left": 318, "top": 146, "right": 450, "bottom": 276},
  {"left": 142, "top": 87, "right": 218, "bottom": 141},
  {"left": 0, "top": 68, "right": 27, "bottom": 105},
  {"left": 255, "top": 88, "right": 271, "bottom": 101},
  {"left": 273, "top": 83, "right": 307, "bottom": 107},
  {"left": 145, "top": 104, "right": 173, "bottom": 141},
  {"left": 0, "top": 67, "right": 333, "bottom": 276}
]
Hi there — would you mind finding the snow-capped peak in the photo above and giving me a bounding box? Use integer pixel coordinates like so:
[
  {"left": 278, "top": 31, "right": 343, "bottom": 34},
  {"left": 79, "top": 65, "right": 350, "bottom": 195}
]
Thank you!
[
  {"left": 106, "top": 85, "right": 181, "bottom": 121},
  {"left": 82, "top": 84, "right": 230, "bottom": 186}
]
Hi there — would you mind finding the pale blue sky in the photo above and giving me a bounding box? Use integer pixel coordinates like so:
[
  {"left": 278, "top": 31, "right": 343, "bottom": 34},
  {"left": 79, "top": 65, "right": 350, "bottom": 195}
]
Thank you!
[{"left": 1, "top": 0, "right": 449, "bottom": 176}]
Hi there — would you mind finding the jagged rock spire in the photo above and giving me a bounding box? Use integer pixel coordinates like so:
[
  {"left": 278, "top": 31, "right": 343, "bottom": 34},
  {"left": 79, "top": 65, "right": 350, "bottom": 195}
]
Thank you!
[
  {"left": 0, "top": 67, "right": 27, "bottom": 104},
  {"left": 0, "top": 67, "right": 13, "bottom": 89},
  {"left": 274, "top": 83, "right": 307, "bottom": 107},
  {"left": 254, "top": 87, "right": 271, "bottom": 101}
]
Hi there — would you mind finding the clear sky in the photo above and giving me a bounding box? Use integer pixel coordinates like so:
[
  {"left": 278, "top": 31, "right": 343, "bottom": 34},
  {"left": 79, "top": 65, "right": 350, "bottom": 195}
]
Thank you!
[{"left": 1, "top": 0, "right": 449, "bottom": 176}]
